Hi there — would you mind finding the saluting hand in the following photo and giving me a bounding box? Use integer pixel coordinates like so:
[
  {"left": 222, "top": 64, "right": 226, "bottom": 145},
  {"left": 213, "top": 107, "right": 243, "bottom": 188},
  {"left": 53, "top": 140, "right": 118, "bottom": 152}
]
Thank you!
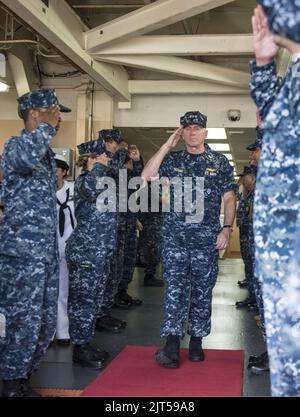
[
  {"left": 252, "top": 5, "right": 279, "bottom": 66},
  {"left": 163, "top": 127, "right": 183, "bottom": 150},
  {"left": 95, "top": 153, "right": 111, "bottom": 167},
  {"left": 41, "top": 104, "right": 61, "bottom": 129},
  {"left": 129, "top": 145, "right": 141, "bottom": 161}
]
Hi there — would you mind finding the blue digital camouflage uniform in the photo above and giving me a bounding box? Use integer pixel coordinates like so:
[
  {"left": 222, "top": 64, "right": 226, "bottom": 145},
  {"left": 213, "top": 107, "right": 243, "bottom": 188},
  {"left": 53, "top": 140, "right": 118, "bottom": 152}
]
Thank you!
[
  {"left": 236, "top": 169, "right": 255, "bottom": 301},
  {"left": 0, "top": 89, "right": 71, "bottom": 380},
  {"left": 250, "top": 1, "right": 300, "bottom": 394},
  {"left": 118, "top": 159, "right": 144, "bottom": 292},
  {"left": 96, "top": 129, "right": 129, "bottom": 316},
  {"left": 159, "top": 117, "right": 236, "bottom": 338},
  {"left": 276, "top": 222, "right": 300, "bottom": 394},
  {"left": 245, "top": 135, "right": 267, "bottom": 340},
  {"left": 137, "top": 183, "right": 164, "bottom": 277},
  {"left": 139, "top": 211, "right": 163, "bottom": 277},
  {"left": 65, "top": 139, "right": 118, "bottom": 345}
]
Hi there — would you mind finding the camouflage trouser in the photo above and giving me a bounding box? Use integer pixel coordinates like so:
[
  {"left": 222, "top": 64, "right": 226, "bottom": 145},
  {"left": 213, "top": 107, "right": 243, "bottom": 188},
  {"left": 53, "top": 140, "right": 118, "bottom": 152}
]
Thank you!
[
  {"left": 67, "top": 259, "right": 110, "bottom": 345},
  {"left": 139, "top": 213, "right": 163, "bottom": 276},
  {"left": 160, "top": 223, "right": 219, "bottom": 338},
  {"left": 118, "top": 213, "right": 138, "bottom": 292},
  {"left": 66, "top": 218, "right": 117, "bottom": 345},
  {"left": 99, "top": 213, "right": 127, "bottom": 316},
  {"left": 248, "top": 221, "right": 266, "bottom": 340},
  {"left": 239, "top": 225, "right": 255, "bottom": 298},
  {"left": 0, "top": 253, "right": 58, "bottom": 380},
  {"left": 254, "top": 133, "right": 300, "bottom": 396}
]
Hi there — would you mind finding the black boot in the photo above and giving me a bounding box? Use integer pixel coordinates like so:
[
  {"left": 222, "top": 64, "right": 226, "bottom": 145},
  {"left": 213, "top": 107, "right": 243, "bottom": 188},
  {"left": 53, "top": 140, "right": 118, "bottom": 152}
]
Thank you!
[
  {"left": 107, "top": 315, "right": 127, "bottom": 328},
  {"left": 113, "top": 293, "right": 131, "bottom": 310},
  {"left": 95, "top": 315, "right": 122, "bottom": 333},
  {"left": 2, "top": 380, "right": 24, "bottom": 397},
  {"left": 88, "top": 345, "right": 109, "bottom": 361},
  {"left": 247, "top": 351, "right": 268, "bottom": 368},
  {"left": 135, "top": 254, "right": 147, "bottom": 268},
  {"left": 249, "top": 359, "right": 269, "bottom": 375},
  {"left": 117, "top": 290, "right": 142, "bottom": 306},
  {"left": 155, "top": 335, "right": 180, "bottom": 368},
  {"left": 73, "top": 344, "right": 107, "bottom": 369},
  {"left": 249, "top": 352, "right": 269, "bottom": 374},
  {"left": 144, "top": 274, "right": 164, "bottom": 287},
  {"left": 20, "top": 377, "right": 42, "bottom": 397},
  {"left": 56, "top": 339, "right": 71, "bottom": 346},
  {"left": 235, "top": 296, "right": 256, "bottom": 309},
  {"left": 237, "top": 279, "right": 248, "bottom": 288},
  {"left": 188, "top": 336, "right": 205, "bottom": 362}
]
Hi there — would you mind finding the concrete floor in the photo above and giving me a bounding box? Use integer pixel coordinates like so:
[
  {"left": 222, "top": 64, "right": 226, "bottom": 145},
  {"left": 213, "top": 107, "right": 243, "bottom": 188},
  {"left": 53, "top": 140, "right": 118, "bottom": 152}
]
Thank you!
[{"left": 26, "top": 258, "right": 270, "bottom": 397}]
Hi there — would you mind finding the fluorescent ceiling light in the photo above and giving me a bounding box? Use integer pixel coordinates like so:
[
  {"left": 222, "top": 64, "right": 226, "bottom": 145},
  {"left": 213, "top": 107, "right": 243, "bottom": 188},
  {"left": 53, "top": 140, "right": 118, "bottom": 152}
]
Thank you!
[
  {"left": 0, "top": 80, "right": 9, "bottom": 93},
  {"left": 206, "top": 128, "right": 227, "bottom": 140},
  {"left": 165, "top": 128, "right": 227, "bottom": 139},
  {"left": 209, "top": 143, "right": 230, "bottom": 152},
  {"left": 222, "top": 153, "right": 233, "bottom": 161}
]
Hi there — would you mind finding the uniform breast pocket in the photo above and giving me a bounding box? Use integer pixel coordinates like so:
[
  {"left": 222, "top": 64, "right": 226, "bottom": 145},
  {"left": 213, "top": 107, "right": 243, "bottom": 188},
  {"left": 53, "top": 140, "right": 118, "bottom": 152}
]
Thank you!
[{"left": 204, "top": 175, "right": 219, "bottom": 196}]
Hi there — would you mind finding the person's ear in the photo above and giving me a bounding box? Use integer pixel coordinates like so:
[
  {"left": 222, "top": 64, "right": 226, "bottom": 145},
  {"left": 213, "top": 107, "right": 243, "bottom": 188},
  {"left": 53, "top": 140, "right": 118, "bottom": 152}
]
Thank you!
[
  {"left": 29, "top": 109, "right": 39, "bottom": 121},
  {"left": 204, "top": 129, "right": 208, "bottom": 139}
]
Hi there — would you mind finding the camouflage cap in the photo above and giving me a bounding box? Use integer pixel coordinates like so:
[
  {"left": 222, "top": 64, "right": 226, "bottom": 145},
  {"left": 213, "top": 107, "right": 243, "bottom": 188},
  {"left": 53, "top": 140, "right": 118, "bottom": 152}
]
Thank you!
[
  {"left": 77, "top": 139, "right": 106, "bottom": 156},
  {"left": 99, "top": 129, "right": 122, "bottom": 144},
  {"left": 18, "top": 89, "right": 71, "bottom": 113},
  {"left": 180, "top": 111, "right": 207, "bottom": 128},
  {"left": 258, "top": 0, "right": 300, "bottom": 43},
  {"left": 246, "top": 127, "right": 264, "bottom": 151}
]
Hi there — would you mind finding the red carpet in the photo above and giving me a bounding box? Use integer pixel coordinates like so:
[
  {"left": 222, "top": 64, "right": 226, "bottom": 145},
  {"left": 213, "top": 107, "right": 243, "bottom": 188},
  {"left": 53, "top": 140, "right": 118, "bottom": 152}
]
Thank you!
[{"left": 81, "top": 346, "right": 244, "bottom": 397}]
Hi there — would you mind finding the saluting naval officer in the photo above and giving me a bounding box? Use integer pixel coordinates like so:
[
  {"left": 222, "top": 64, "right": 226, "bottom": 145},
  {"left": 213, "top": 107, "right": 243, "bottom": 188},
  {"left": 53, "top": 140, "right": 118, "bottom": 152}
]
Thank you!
[
  {"left": 250, "top": 0, "right": 300, "bottom": 395},
  {"left": 65, "top": 139, "right": 116, "bottom": 369},
  {"left": 0, "top": 89, "right": 71, "bottom": 397},
  {"left": 142, "top": 111, "right": 236, "bottom": 368}
]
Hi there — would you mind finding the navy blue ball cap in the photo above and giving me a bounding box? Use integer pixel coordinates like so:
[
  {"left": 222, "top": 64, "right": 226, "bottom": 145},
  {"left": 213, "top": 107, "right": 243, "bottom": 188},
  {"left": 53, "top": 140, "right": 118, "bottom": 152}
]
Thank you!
[
  {"left": 99, "top": 129, "right": 122, "bottom": 144},
  {"left": 18, "top": 89, "right": 71, "bottom": 113},
  {"left": 258, "top": 0, "right": 300, "bottom": 43},
  {"left": 77, "top": 139, "right": 106, "bottom": 156},
  {"left": 246, "top": 127, "right": 264, "bottom": 151},
  {"left": 180, "top": 111, "right": 207, "bottom": 128}
]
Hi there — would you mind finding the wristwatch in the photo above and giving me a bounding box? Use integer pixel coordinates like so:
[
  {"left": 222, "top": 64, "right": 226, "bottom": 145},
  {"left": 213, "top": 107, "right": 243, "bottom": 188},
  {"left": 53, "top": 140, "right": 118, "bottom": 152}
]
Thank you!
[{"left": 223, "top": 225, "right": 233, "bottom": 232}]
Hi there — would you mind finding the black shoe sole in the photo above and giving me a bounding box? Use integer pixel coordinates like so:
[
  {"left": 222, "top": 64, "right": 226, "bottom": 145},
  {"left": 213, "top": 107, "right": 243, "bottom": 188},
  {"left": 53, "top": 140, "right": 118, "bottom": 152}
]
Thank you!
[
  {"left": 143, "top": 283, "right": 164, "bottom": 287},
  {"left": 249, "top": 366, "right": 270, "bottom": 375},
  {"left": 112, "top": 303, "right": 131, "bottom": 310},
  {"left": 56, "top": 340, "right": 71, "bottom": 346},
  {"left": 95, "top": 325, "right": 122, "bottom": 334},
  {"left": 128, "top": 301, "right": 143, "bottom": 306},
  {"left": 188, "top": 355, "right": 205, "bottom": 362},
  {"left": 109, "top": 321, "right": 127, "bottom": 328},
  {"left": 73, "top": 357, "right": 106, "bottom": 370}
]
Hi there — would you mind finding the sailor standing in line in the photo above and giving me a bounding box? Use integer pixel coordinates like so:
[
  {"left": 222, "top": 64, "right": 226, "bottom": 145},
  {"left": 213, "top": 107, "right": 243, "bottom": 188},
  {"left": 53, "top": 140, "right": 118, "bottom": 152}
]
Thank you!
[{"left": 54, "top": 154, "right": 75, "bottom": 346}]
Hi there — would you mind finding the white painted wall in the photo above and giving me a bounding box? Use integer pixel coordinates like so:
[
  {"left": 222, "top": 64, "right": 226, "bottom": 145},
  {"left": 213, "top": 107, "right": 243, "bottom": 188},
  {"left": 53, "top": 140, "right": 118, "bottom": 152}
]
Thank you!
[{"left": 114, "top": 94, "right": 257, "bottom": 128}]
